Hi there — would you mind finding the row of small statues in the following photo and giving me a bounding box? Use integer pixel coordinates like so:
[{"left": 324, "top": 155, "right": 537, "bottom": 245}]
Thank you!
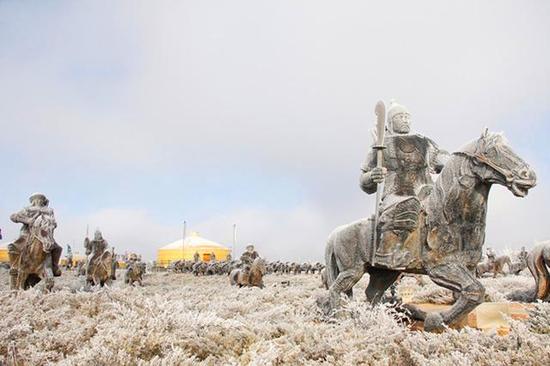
[
  {"left": 476, "top": 247, "right": 529, "bottom": 278},
  {"left": 4, "top": 193, "right": 148, "bottom": 289}
]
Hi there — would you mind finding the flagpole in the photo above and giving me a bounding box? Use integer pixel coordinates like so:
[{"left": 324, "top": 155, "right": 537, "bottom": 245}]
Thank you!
[
  {"left": 232, "top": 224, "right": 237, "bottom": 258},
  {"left": 183, "top": 221, "right": 187, "bottom": 261}
]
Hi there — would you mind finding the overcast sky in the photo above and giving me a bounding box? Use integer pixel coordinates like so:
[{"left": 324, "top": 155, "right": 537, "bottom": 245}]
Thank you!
[{"left": 1, "top": 1, "right": 549, "bottom": 261}]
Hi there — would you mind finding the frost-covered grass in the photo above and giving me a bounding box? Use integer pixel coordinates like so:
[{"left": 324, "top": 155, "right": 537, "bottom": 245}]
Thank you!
[{"left": 1, "top": 269, "right": 549, "bottom": 365}]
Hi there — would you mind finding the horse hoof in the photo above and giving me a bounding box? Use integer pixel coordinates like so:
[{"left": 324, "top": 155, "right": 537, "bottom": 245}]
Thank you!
[
  {"left": 316, "top": 294, "right": 332, "bottom": 315},
  {"left": 423, "top": 312, "right": 445, "bottom": 332}
]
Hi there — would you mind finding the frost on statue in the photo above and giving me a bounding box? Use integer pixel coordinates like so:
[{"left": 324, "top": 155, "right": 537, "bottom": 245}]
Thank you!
[{"left": 321, "top": 100, "right": 537, "bottom": 332}]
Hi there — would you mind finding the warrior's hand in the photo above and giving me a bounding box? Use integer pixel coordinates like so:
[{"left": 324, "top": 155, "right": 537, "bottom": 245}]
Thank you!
[{"left": 369, "top": 167, "right": 387, "bottom": 184}]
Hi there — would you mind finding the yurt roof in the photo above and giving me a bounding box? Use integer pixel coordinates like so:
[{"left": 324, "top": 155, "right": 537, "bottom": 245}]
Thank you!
[{"left": 160, "top": 232, "right": 229, "bottom": 250}]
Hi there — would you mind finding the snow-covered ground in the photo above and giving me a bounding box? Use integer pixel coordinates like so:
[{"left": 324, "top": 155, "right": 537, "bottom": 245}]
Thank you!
[{"left": 1, "top": 269, "right": 549, "bottom": 365}]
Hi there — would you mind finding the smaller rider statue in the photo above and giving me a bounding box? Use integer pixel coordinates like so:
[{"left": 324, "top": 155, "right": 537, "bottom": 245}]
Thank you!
[
  {"left": 9, "top": 193, "right": 63, "bottom": 285},
  {"left": 84, "top": 229, "right": 108, "bottom": 281},
  {"left": 239, "top": 244, "right": 260, "bottom": 284}
]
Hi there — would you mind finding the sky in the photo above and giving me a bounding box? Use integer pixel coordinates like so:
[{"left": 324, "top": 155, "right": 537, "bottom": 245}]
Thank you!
[{"left": 0, "top": 1, "right": 549, "bottom": 262}]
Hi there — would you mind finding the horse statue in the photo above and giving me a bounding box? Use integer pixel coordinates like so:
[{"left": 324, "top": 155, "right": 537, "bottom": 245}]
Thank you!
[
  {"left": 509, "top": 250, "right": 529, "bottom": 275},
  {"left": 125, "top": 261, "right": 144, "bottom": 286},
  {"left": 476, "top": 255, "right": 512, "bottom": 277},
  {"left": 322, "top": 131, "right": 536, "bottom": 331},
  {"left": 230, "top": 257, "right": 267, "bottom": 288},
  {"left": 527, "top": 241, "right": 550, "bottom": 301},
  {"left": 84, "top": 232, "right": 115, "bottom": 287},
  {"left": 10, "top": 213, "right": 57, "bottom": 290}
]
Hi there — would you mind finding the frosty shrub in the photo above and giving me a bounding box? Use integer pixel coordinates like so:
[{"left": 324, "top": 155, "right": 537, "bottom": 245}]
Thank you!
[{"left": 0, "top": 271, "right": 548, "bottom": 365}]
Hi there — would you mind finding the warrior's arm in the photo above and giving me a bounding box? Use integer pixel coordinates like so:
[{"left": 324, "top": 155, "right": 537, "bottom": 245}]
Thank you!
[
  {"left": 359, "top": 148, "right": 383, "bottom": 194},
  {"left": 427, "top": 138, "right": 450, "bottom": 174},
  {"left": 10, "top": 207, "right": 36, "bottom": 225}
]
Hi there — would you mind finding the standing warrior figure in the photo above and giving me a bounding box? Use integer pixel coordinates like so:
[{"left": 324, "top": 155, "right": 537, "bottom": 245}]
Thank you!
[
  {"left": 9, "top": 193, "right": 63, "bottom": 285},
  {"left": 360, "top": 100, "right": 449, "bottom": 268},
  {"left": 84, "top": 229, "right": 108, "bottom": 281},
  {"left": 193, "top": 251, "right": 200, "bottom": 263}
]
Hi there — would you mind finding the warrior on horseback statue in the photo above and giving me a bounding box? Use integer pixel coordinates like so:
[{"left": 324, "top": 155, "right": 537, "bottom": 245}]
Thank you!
[
  {"left": 84, "top": 229, "right": 115, "bottom": 286},
  {"left": 321, "top": 99, "right": 537, "bottom": 331},
  {"left": 360, "top": 100, "right": 449, "bottom": 269},
  {"left": 8, "top": 193, "right": 63, "bottom": 289}
]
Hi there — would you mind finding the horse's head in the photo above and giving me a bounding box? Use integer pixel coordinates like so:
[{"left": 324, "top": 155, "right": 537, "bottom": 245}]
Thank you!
[
  {"left": 458, "top": 129, "right": 537, "bottom": 197},
  {"left": 253, "top": 257, "right": 267, "bottom": 274}
]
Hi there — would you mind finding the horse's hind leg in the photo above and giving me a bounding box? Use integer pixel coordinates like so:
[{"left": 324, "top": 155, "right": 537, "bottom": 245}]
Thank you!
[
  {"left": 365, "top": 267, "right": 401, "bottom": 304},
  {"left": 328, "top": 265, "right": 364, "bottom": 310},
  {"left": 425, "top": 263, "right": 484, "bottom": 332}
]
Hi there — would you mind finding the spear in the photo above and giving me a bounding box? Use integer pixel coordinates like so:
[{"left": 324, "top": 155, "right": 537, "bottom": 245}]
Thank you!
[{"left": 371, "top": 100, "right": 386, "bottom": 264}]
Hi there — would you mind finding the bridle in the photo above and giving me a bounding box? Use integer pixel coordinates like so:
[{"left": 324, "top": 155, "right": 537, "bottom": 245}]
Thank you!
[{"left": 454, "top": 147, "right": 519, "bottom": 186}]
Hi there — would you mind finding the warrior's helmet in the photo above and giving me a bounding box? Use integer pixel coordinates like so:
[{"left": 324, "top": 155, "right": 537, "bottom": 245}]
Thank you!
[
  {"left": 386, "top": 100, "right": 410, "bottom": 134},
  {"left": 29, "top": 192, "right": 49, "bottom": 206},
  {"left": 94, "top": 229, "right": 103, "bottom": 241}
]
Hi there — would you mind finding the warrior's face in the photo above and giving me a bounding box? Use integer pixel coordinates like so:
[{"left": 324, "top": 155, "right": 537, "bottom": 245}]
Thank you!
[
  {"left": 94, "top": 230, "right": 103, "bottom": 241},
  {"left": 31, "top": 196, "right": 48, "bottom": 207},
  {"left": 391, "top": 113, "right": 411, "bottom": 134}
]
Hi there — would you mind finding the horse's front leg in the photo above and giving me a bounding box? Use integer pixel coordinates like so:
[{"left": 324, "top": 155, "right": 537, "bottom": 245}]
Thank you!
[
  {"left": 43, "top": 254, "right": 55, "bottom": 291},
  {"left": 425, "top": 263, "right": 485, "bottom": 332}
]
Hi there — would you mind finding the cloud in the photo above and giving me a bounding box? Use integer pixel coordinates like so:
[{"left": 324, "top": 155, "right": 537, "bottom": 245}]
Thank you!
[{"left": 0, "top": 1, "right": 549, "bottom": 260}]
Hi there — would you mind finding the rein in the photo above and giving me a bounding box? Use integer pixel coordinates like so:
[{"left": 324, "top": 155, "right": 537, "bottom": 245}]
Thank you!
[{"left": 453, "top": 150, "right": 515, "bottom": 184}]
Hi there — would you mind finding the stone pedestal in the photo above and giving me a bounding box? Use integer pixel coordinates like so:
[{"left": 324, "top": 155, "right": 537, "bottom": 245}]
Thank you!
[{"left": 408, "top": 302, "right": 533, "bottom": 335}]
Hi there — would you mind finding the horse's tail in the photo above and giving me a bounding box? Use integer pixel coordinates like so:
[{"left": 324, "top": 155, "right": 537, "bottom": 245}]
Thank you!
[
  {"left": 528, "top": 245, "right": 550, "bottom": 300},
  {"left": 324, "top": 234, "right": 339, "bottom": 288}
]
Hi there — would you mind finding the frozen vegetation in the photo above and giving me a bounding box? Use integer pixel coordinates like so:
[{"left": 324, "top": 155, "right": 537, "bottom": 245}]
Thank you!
[{"left": 1, "top": 269, "right": 549, "bottom": 365}]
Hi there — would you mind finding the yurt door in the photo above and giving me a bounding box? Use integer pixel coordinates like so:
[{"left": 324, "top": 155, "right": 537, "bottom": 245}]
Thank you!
[{"left": 203, "top": 253, "right": 211, "bottom": 262}]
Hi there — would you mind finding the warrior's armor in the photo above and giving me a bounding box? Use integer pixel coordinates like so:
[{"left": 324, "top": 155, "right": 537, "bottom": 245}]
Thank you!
[
  {"left": 240, "top": 245, "right": 259, "bottom": 266},
  {"left": 8, "top": 193, "right": 63, "bottom": 282},
  {"left": 360, "top": 101, "right": 448, "bottom": 268}
]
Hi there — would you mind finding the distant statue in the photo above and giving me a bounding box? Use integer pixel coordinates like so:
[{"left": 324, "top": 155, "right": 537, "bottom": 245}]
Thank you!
[
  {"left": 125, "top": 255, "right": 144, "bottom": 286},
  {"left": 226, "top": 253, "right": 232, "bottom": 261},
  {"left": 65, "top": 244, "right": 74, "bottom": 269},
  {"left": 476, "top": 253, "right": 512, "bottom": 278},
  {"left": 230, "top": 258, "right": 267, "bottom": 288},
  {"left": 321, "top": 100, "right": 537, "bottom": 332},
  {"left": 210, "top": 251, "right": 216, "bottom": 262},
  {"left": 239, "top": 244, "right": 260, "bottom": 283},
  {"left": 509, "top": 246, "right": 529, "bottom": 275},
  {"left": 193, "top": 251, "right": 200, "bottom": 263},
  {"left": 84, "top": 230, "right": 114, "bottom": 286},
  {"left": 8, "top": 193, "right": 62, "bottom": 290}
]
